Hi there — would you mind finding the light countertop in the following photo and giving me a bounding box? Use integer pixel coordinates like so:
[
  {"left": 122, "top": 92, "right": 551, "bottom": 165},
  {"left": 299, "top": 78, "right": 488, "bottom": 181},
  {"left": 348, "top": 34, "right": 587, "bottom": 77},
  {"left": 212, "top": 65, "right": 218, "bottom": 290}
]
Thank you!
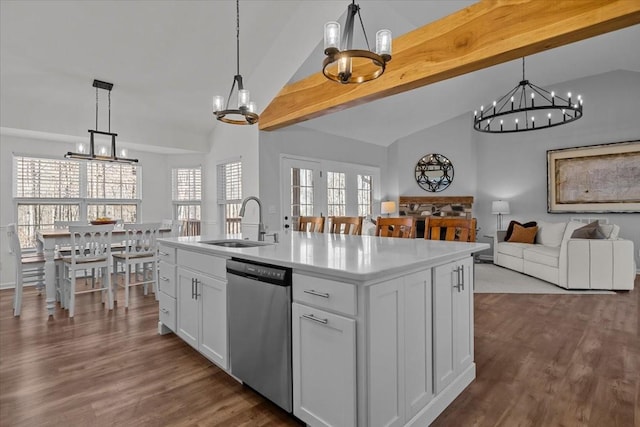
[{"left": 159, "top": 231, "right": 489, "bottom": 283}]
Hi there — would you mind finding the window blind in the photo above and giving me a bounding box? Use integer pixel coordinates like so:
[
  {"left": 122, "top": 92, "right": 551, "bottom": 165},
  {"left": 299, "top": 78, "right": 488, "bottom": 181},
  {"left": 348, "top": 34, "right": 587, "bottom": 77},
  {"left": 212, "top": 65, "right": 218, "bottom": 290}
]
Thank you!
[
  {"left": 217, "top": 161, "right": 242, "bottom": 203},
  {"left": 14, "top": 156, "right": 80, "bottom": 198},
  {"left": 87, "top": 162, "right": 140, "bottom": 199},
  {"left": 172, "top": 167, "right": 202, "bottom": 201}
]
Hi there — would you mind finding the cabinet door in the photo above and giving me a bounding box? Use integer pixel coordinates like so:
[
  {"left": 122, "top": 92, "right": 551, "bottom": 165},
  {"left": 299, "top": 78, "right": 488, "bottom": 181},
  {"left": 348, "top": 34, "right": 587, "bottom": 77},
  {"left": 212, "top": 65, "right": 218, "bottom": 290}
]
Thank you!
[
  {"left": 433, "top": 261, "right": 456, "bottom": 393},
  {"left": 198, "top": 274, "right": 228, "bottom": 370},
  {"left": 368, "top": 278, "right": 404, "bottom": 427},
  {"left": 404, "top": 270, "right": 434, "bottom": 419},
  {"left": 453, "top": 257, "right": 473, "bottom": 373},
  {"left": 177, "top": 267, "right": 199, "bottom": 349},
  {"left": 433, "top": 258, "right": 474, "bottom": 394},
  {"left": 292, "top": 303, "right": 356, "bottom": 427}
]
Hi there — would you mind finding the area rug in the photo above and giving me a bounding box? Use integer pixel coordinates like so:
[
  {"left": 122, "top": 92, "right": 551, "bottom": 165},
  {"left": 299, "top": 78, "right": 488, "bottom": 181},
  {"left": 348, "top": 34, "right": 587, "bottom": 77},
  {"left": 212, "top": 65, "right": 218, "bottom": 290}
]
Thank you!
[{"left": 474, "top": 263, "right": 616, "bottom": 294}]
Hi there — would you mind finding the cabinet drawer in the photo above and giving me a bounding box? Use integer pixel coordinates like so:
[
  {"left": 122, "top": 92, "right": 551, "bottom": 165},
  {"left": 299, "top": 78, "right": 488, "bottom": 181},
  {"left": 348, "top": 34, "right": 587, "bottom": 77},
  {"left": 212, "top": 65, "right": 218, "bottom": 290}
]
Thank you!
[
  {"left": 159, "top": 292, "right": 176, "bottom": 332},
  {"left": 293, "top": 274, "right": 357, "bottom": 316},
  {"left": 178, "top": 249, "right": 227, "bottom": 279},
  {"left": 159, "top": 263, "right": 176, "bottom": 297},
  {"left": 158, "top": 245, "right": 176, "bottom": 264}
]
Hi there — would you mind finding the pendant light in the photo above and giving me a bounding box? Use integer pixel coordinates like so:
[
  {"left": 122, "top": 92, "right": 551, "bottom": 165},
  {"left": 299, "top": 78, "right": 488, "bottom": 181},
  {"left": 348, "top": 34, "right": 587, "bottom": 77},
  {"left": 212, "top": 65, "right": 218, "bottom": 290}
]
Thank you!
[{"left": 212, "top": 0, "right": 258, "bottom": 125}]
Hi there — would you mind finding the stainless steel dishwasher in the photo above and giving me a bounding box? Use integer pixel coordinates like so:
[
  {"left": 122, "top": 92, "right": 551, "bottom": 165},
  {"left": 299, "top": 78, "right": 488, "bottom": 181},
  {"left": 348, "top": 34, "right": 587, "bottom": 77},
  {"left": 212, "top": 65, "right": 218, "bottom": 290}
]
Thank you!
[{"left": 226, "top": 258, "right": 293, "bottom": 413}]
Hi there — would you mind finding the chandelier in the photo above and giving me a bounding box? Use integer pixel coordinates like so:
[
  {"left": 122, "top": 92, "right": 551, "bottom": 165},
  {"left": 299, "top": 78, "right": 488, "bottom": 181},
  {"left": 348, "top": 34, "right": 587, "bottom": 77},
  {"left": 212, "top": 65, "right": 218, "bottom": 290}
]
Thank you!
[
  {"left": 473, "top": 58, "right": 583, "bottom": 133},
  {"left": 65, "top": 79, "right": 138, "bottom": 163},
  {"left": 212, "top": 0, "right": 258, "bottom": 125},
  {"left": 323, "top": 0, "right": 391, "bottom": 84}
]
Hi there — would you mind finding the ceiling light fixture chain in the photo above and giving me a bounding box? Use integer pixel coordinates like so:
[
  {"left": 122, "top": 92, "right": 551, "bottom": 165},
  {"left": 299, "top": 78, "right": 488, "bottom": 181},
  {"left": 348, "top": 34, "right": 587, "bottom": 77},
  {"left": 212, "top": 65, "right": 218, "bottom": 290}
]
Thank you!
[
  {"left": 212, "top": 0, "right": 258, "bottom": 125},
  {"left": 473, "top": 57, "right": 583, "bottom": 133},
  {"left": 323, "top": 0, "right": 392, "bottom": 84}
]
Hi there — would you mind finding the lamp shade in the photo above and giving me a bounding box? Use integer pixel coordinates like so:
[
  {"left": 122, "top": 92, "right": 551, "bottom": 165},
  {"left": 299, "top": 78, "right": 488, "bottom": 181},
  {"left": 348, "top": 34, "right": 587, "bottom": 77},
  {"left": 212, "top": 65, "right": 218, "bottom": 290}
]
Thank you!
[
  {"left": 491, "top": 200, "right": 510, "bottom": 215},
  {"left": 381, "top": 201, "right": 396, "bottom": 215}
]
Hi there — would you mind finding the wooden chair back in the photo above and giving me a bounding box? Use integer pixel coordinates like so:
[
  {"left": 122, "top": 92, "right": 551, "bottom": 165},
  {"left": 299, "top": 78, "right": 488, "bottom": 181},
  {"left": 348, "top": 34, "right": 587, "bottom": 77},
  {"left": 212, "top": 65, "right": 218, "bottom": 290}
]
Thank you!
[
  {"left": 68, "top": 224, "right": 114, "bottom": 265},
  {"left": 424, "top": 217, "right": 477, "bottom": 242},
  {"left": 328, "top": 216, "right": 363, "bottom": 235},
  {"left": 375, "top": 217, "right": 415, "bottom": 238},
  {"left": 121, "top": 223, "right": 161, "bottom": 257},
  {"left": 298, "top": 216, "right": 325, "bottom": 233}
]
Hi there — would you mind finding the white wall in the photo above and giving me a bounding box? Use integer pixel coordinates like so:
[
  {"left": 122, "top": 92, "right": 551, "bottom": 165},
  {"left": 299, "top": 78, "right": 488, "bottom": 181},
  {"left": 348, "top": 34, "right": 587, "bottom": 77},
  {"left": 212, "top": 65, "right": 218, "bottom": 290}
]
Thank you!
[{"left": 258, "top": 125, "right": 388, "bottom": 231}]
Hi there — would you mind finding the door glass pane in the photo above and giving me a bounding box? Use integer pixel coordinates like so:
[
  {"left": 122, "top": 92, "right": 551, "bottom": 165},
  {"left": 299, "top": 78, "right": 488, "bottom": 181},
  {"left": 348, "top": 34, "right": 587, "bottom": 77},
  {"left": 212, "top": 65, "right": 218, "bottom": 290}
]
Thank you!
[
  {"left": 327, "top": 171, "right": 346, "bottom": 216},
  {"left": 357, "top": 174, "right": 373, "bottom": 217},
  {"left": 291, "top": 167, "right": 314, "bottom": 217}
]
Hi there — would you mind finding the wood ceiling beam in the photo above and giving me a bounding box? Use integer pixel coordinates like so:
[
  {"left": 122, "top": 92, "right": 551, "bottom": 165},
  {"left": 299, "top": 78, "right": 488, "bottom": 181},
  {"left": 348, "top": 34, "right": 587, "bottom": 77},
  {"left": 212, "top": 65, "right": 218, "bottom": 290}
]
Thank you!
[{"left": 259, "top": 0, "right": 640, "bottom": 131}]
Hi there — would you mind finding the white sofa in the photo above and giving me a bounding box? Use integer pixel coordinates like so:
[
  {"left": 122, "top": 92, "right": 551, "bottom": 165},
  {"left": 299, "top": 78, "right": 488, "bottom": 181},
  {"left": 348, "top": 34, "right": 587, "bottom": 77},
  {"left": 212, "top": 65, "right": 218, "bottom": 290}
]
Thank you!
[{"left": 494, "top": 220, "right": 635, "bottom": 290}]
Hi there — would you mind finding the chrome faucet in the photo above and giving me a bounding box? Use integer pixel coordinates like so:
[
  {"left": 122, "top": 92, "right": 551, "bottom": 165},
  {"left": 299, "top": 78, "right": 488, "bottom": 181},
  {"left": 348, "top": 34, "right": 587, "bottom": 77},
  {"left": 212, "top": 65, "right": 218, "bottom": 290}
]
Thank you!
[{"left": 239, "top": 196, "right": 266, "bottom": 241}]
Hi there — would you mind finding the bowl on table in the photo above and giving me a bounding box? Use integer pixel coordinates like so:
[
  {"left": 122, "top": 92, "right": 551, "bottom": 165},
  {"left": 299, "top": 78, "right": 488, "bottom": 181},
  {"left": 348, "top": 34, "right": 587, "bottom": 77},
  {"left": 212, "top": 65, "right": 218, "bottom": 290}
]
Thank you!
[{"left": 90, "top": 218, "right": 117, "bottom": 225}]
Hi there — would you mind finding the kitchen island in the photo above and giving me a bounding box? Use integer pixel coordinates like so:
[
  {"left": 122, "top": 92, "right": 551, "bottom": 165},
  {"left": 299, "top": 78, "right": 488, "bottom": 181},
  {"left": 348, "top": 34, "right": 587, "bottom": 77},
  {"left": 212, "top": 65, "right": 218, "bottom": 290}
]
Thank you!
[{"left": 157, "top": 231, "right": 488, "bottom": 427}]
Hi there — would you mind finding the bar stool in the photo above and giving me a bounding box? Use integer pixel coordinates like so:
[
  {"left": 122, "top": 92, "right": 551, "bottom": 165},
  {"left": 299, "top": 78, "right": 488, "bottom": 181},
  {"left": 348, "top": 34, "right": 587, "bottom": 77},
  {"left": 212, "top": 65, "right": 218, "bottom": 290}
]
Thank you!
[
  {"left": 328, "top": 216, "right": 363, "bottom": 235},
  {"left": 375, "top": 217, "right": 415, "bottom": 238},
  {"left": 60, "top": 224, "right": 114, "bottom": 318},
  {"left": 298, "top": 216, "right": 325, "bottom": 233},
  {"left": 112, "top": 223, "right": 160, "bottom": 308}
]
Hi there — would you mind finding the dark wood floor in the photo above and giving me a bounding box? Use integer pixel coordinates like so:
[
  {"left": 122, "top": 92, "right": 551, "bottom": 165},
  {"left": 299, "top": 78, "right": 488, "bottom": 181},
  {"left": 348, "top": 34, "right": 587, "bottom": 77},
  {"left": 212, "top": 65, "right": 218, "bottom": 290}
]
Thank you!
[{"left": 1, "top": 276, "right": 638, "bottom": 427}]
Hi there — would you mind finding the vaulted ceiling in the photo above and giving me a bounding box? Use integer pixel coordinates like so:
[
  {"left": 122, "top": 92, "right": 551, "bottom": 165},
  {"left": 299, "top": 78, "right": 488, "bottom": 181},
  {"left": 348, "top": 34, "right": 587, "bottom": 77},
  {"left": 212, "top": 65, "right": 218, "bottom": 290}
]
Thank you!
[{"left": 1, "top": 1, "right": 639, "bottom": 152}]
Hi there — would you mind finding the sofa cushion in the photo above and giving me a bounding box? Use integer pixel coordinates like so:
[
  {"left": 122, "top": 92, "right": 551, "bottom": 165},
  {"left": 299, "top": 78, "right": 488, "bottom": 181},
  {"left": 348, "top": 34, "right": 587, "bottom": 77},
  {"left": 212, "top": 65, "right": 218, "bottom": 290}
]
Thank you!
[
  {"left": 505, "top": 220, "right": 537, "bottom": 241},
  {"left": 496, "top": 241, "right": 532, "bottom": 258},
  {"left": 571, "top": 221, "right": 606, "bottom": 239},
  {"left": 507, "top": 224, "right": 538, "bottom": 243},
  {"left": 523, "top": 245, "right": 560, "bottom": 268},
  {"left": 536, "top": 221, "right": 567, "bottom": 247}
]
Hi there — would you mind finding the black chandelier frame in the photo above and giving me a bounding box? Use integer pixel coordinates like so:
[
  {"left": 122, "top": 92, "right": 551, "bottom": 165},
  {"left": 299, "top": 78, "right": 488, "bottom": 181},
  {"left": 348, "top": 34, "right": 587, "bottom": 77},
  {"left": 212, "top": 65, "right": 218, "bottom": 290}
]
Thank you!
[
  {"left": 323, "top": 0, "right": 391, "bottom": 84},
  {"left": 473, "top": 58, "right": 583, "bottom": 133}
]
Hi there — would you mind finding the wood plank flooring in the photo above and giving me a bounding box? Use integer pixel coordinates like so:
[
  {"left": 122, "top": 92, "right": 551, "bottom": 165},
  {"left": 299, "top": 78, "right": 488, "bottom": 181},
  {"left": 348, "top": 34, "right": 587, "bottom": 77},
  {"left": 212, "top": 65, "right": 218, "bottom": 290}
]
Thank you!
[{"left": 1, "top": 276, "right": 638, "bottom": 426}]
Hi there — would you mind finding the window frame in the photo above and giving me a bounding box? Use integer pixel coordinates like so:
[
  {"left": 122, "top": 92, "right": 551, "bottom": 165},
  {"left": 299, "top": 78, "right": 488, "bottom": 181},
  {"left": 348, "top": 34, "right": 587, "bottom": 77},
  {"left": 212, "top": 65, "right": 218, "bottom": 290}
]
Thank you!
[
  {"left": 12, "top": 154, "right": 141, "bottom": 248},
  {"left": 217, "top": 159, "right": 243, "bottom": 234},
  {"left": 171, "top": 166, "right": 203, "bottom": 221}
]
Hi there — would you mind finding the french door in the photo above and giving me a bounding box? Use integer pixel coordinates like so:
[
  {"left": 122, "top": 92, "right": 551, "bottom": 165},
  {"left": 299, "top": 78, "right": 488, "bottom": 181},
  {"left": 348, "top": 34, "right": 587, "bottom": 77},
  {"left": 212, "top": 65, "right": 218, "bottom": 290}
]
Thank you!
[{"left": 281, "top": 157, "right": 324, "bottom": 231}]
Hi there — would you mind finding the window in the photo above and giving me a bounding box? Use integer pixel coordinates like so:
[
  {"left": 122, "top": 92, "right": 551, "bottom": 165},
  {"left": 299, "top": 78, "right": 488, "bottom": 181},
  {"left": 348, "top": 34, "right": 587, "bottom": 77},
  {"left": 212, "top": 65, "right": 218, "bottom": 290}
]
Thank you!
[
  {"left": 171, "top": 167, "right": 202, "bottom": 221},
  {"left": 291, "top": 167, "right": 314, "bottom": 217},
  {"left": 357, "top": 174, "right": 373, "bottom": 217},
  {"left": 13, "top": 155, "right": 141, "bottom": 248},
  {"left": 327, "top": 171, "right": 346, "bottom": 216},
  {"left": 217, "top": 161, "right": 242, "bottom": 234}
]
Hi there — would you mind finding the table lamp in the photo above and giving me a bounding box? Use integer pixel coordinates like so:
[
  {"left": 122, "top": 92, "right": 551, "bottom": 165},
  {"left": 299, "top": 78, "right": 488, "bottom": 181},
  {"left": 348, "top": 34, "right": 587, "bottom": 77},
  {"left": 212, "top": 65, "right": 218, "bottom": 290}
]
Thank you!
[
  {"left": 381, "top": 201, "right": 396, "bottom": 217},
  {"left": 491, "top": 200, "right": 510, "bottom": 230}
]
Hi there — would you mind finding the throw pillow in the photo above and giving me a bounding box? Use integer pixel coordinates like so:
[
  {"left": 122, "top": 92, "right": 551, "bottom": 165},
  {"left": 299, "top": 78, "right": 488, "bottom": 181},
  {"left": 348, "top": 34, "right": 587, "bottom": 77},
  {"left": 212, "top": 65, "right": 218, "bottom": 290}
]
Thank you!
[
  {"left": 571, "top": 221, "right": 606, "bottom": 239},
  {"left": 536, "top": 221, "right": 567, "bottom": 247},
  {"left": 505, "top": 220, "right": 537, "bottom": 241},
  {"left": 507, "top": 224, "right": 538, "bottom": 244}
]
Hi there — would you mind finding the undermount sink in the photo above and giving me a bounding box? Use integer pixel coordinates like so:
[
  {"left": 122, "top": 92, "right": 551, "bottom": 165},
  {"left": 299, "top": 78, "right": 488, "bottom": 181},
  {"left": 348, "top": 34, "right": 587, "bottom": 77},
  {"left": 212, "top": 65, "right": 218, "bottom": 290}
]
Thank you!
[{"left": 199, "top": 239, "right": 273, "bottom": 248}]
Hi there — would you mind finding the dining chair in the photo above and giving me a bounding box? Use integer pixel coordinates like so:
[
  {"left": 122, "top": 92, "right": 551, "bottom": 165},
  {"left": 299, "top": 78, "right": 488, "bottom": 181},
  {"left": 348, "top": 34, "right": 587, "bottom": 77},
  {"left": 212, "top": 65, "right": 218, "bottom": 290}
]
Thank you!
[
  {"left": 298, "top": 216, "right": 325, "bottom": 233},
  {"left": 328, "top": 216, "right": 363, "bottom": 235},
  {"left": 112, "top": 223, "right": 161, "bottom": 308},
  {"left": 6, "top": 223, "right": 54, "bottom": 316},
  {"left": 375, "top": 216, "right": 415, "bottom": 238},
  {"left": 60, "top": 224, "right": 114, "bottom": 318},
  {"left": 424, "top": 217, "right": 477, "bottom": 242}
]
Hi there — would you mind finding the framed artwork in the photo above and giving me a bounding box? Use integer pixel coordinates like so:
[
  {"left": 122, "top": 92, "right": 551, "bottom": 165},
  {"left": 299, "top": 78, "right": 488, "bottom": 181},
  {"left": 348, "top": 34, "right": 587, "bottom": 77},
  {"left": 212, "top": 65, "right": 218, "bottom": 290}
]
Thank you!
[{"left": 547, "top": 141, "right": 640, "bottom": 213}]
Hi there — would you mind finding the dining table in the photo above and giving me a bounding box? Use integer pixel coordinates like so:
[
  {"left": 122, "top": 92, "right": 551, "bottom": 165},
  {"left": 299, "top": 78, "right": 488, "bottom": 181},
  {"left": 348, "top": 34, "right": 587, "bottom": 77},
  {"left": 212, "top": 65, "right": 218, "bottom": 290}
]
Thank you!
[{"left": 35, "top": 227, "right": 173, "bottom": 317}]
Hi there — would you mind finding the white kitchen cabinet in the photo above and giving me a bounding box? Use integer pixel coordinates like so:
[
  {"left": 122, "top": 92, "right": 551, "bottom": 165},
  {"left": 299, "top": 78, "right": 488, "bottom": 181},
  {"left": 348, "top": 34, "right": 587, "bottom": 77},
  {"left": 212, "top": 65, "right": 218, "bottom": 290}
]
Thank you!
[
  {"left": 433, "top": 256, "right": 473, "bottom": 394},
  {"left": 292, "top": 302, "right": 356, "bottom": 427},
  {"left": 368, "top": 269, "right": 433, "bottom": 427},
  {"left": 176, "top": 261, "right": 228, "bottom": 370}
]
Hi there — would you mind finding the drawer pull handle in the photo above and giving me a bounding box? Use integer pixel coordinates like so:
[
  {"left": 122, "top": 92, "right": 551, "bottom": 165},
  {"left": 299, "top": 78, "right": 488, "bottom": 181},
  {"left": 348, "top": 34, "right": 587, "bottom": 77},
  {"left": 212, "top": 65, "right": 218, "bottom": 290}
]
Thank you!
[
  {"left": 302, "top": 314, "right": 328, "bottom": 324},
  {"left": 160, "top": 308, "right": 169, "bottom": 314},
  {"left": 160, "top": 276, "right": 170, "bottom": 282},
  {"left": 304, "top": 289, "right": 330, "bottom": 298}
]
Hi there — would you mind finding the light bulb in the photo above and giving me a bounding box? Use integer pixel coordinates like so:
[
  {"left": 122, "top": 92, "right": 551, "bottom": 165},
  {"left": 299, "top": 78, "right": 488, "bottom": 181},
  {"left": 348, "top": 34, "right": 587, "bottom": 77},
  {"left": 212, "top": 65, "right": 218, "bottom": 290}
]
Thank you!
[
  {"left": 213, "top": 95, "right": 224, "bottom": 113},
  {"left": 324, "top": 21, "right": 340, "bottom": 51},
  {"left": 120, "top": 148, "right": 127, "bottom": 158},
  {"left": 238, "top": 89, "right": 250, "bottom": 108},
  {"left": 375, "top": 29, "right": 392, "bottom": 56},
  {"left": 247, "top": 102, "right": 257, "bottom": 114}
]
